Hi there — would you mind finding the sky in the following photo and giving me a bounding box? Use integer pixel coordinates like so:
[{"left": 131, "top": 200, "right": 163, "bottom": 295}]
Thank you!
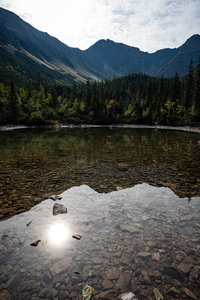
[{"left": 0, "top": 0, "right": 200, "bottom": 53}]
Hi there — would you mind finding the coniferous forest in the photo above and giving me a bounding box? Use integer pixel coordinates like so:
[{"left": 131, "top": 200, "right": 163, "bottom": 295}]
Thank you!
[{"left": 0, "top": 58, "right": 200, "bottom": 127}]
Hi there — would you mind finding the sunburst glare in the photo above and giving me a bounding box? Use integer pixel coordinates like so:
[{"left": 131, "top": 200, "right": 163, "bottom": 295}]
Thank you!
[{"left": 48, "top": 222, "right": 70, "bottom": 245}]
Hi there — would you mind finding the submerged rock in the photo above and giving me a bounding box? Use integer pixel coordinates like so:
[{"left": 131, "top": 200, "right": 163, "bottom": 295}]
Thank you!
[
  {"left": 26, "top": 220, "right": 33, "bottom": 226},
  {"left": 50, "top": 195, "right": 62, "bottom": 201},
  {"left": 30, "top": 240, "right": 41, "bottom": 247},
  {"left": 154, "top": 288, "right": 164, "bottom": 300},
  {"left": 72, "top": 234, "right": 82, "bottom": 240},
  {"left": 53, "top": 203, "right": 67, "bottom": 216},
  {"left": 116, "top": 272, "right": 132, "bottom": 292},
  {"left": 184, "top": 288, "right": 198, "bottom": 300}
]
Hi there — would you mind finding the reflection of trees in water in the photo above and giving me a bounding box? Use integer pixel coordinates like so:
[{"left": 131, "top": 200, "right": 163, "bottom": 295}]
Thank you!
[{"left": 0, "top": 128, "right": 200, "bottom": 220}]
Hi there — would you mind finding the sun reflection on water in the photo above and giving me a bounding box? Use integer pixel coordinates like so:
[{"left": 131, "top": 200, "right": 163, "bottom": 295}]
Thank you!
[{"left": 48, "top": 222, "right": 70, "bottom": 245}]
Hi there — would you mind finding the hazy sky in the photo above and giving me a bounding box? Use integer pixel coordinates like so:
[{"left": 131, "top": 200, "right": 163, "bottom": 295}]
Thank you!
[{"left": 0, "top": 0, "right": 200, "bottom": 53}]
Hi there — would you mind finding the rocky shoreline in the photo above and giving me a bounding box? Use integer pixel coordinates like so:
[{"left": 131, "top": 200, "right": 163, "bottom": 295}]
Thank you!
[{"left": 0, "top": 123, "right": 200, "bottom": 133}]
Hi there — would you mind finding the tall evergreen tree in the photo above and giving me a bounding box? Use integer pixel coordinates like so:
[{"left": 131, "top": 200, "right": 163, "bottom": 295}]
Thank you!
[
  {"left": 84, "top": 79, "right": 92, "bottom": 114},
  {"left": 9, "top": 79, "right": 19, "bottom": 123},
  {"left": 170, "top": 71, "right": 181, "bottom": 101},
  {"left": 184, "top": 59, "right": 194, "bottom": 120},
  {"left": 193, "top": 57, "right": 200, "bottom": 121}
]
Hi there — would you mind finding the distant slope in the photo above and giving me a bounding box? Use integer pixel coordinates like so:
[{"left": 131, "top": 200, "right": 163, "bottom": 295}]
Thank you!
[
  {"left": 0, "top": 7, "right": 102, "bottom": 83},
  {"left": 0, "top": 7, "right": 200, "bottom": 84}
]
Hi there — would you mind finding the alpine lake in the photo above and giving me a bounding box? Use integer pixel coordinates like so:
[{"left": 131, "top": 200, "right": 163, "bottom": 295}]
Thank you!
[{"left": 0, "top": 126, "right": 200, "bottom": 300}]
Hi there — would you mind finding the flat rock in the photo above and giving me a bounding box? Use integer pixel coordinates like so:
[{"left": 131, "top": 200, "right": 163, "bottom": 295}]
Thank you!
[
  {"left": 177, "top": 262, "right": 193, "bottom": 273},
  {"left": 50, "top": 257, "right": 72, "bottom": 276},
  {"left": 146, "top": 241, "right": 157, "bottom": 248},
  {"left": 98, "top": 289, "right": 115, "bottom": 299},
  {"left": 38, "top": 287, "right": 58, "bottom": 298},
  {"left": 152, "top": 252, "right": 160, "bottom": 261},
  {"left": 91, "top": 257, "right": 104, "bottom": 264},
  {"left": 138, "top": 252, "right": 151, "bottom": 258},
  {"left": 120, "top": 225, "right": 140, "bottom": 233},
  {"left": 166, "top": 287, "right": 181, "bottom": 296},
  {"left": 105, "top": 268, "right": 120, "bottom": 280},
  {"left": 102, "top": 278, "right": 113, "bottom": 290},
  {"left": 120, "top": 253, "right": 133, "bottom": 265},
  {"left": 116, "top": 272, "right": 132, "bottom": 292},
  {"left": 184, "top": 288, "right": 198, "bottom": 300}
]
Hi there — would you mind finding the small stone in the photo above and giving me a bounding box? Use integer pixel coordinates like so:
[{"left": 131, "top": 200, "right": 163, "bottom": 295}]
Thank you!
[
  {"left": 26, "top": 220, "right": 33, "bottom": 226},
  {"left": 53, "top": 203, "right": 67, "bottom": 215},
  {"left": 153, "top": 252, "right": 160, "bottom": 261},
  {"left": 120, "top": 225, "right": 140, "bottom": 233},
  {"left": 98, "top": 289, "right": 115, "bottom": 299},
  {"left": 177, "top": 262, "right": 193, "bottom": 273},
  {"left": 116, "top": 186, "right": 124, "bottom": 191},
  {"left": 102, "top": 278, "right": 113, "bottom": 290},
  {"left": 30, "top": 240, "right": 41, "bottom": 247},
  {"left": 74, "top": 271, "right": 80, "bottom": 274},
  {"left": 91, "top": 256, "right": 104, "bottom": 264},
  {"left": 72, "top": 234, "right": 82, "bottom": 240},
  {"left": 106, "top": 268, "right": 120, "bottom": 280},
  {"left": 146, "top": 241, "right": 157, "bottom": 248},
  {"left": 141, "top": 270, "right": 150, "bottom": 282},
  {"left": 154, "top": 288, "right": 164, "bottom": 300},
  {"left": 38, "top": 287, "right": 58, "bottom": 298},
  {"left": 120, "top": 253, "right": 133, "bottom": 265},
  {"left": 184, "top": 288, "right": 198, "bottom": 300},
  {"left": 138, "top": 252, "right": 151, "bottom": 258},
  {"left": 166, "top": 287, "right": 180, "bottom": 296},
  {"left": 50, "top": 257, "right": 72, "bottom": 276},
  {"left": 50, "top": 195, "right": 62, "bottom": 201}
]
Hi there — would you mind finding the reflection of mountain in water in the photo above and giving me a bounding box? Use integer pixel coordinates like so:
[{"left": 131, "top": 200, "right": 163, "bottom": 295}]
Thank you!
[
  {"left": 0, "top": 127, "right": 200, "bottom": 220},
  {"left": 116, "top": 162, "right": 199, "bottom": 201},
  {"left": 0, "top": 184, "right": 200, "bottom": 299}
]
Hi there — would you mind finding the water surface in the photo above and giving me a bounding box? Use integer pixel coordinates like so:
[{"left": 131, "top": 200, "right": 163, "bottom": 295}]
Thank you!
[
  {"left": 0, "top": 127, "right": 200, "bottom": 299},
  {"left": 0, "top": 127, "right": 200, "bottom": 220},
  {"left": 0, "top": 184, "right": 200, "bottom": 299}
]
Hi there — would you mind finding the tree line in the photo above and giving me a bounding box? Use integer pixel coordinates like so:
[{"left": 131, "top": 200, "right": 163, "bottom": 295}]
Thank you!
[{"left": 0, "top": 58, "right": 200, "bottom": 126}]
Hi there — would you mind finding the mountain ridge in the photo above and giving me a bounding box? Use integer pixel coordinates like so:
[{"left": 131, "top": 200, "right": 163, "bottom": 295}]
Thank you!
[{"left": 0, "top": 7, "right": 200, "bottom": 84}]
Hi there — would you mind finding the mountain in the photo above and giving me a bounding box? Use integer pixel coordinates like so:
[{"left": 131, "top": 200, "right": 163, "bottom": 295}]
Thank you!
[
  {"left": 0, "top": 7, "right": 102, "bottom": 84},
  {"left": 0, "top": 7, "right": 200, "bottom": 85},
  {"left": 85, "top": 35, "right": 200, "bottom": 78}
]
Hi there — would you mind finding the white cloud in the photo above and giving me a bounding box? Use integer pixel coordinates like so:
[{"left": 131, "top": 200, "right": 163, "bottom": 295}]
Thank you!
[{"left": 0, "top": 0, "right": 199, "bottom": 52}]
